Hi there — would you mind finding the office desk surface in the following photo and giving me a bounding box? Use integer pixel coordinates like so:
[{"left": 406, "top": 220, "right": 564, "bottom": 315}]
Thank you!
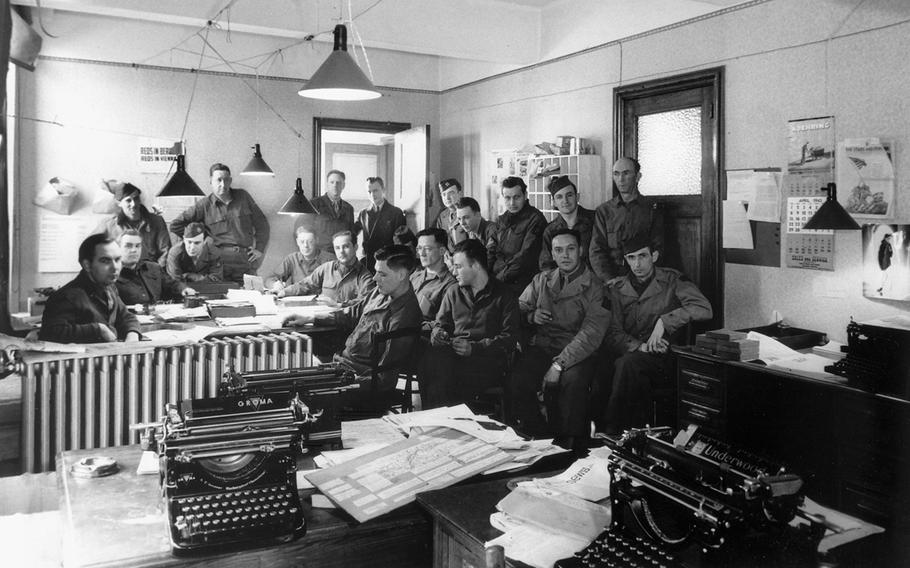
[{"left": 58, "top": 445, "right": 431, "bottom": 568}]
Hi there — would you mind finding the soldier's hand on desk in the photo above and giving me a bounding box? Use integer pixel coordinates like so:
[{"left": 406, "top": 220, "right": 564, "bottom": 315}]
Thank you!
[
  {"left": 452, "top": 337, "right": 472, "bottom": 357},
  {"left": 269, "top": 281, "right": 285, "bottom": 294},
  {"left": 124, "top": 331, "right": 141, "bottom": 343},
  {"left": 283, "top": 313, "right": 314, "bottom": 327},
  {"left": 98, "top": 324, "right": 118, "bottom": 342},
  {"left": 247, "top": 249, "right": 263, "bottom": 264},
  {"left": 531, "top": 308, "right": 553, "bottom": 325}
]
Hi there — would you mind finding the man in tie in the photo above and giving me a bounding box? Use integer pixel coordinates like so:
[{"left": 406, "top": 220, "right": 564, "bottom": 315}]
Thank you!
[
  {"left": 39, "top": 233, "right": 141, "bottom": 343},
  {"left": 300, "top": 169, "right": 357, "bottom": 254},
  {"left": 356, "top": 176, "right": 406, "bottom": 273},
  {"left": 455, "top": 197, "right": 495, "bottom": 246}
]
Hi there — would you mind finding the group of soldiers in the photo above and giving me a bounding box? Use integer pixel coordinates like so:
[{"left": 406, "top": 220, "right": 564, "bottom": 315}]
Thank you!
[{"left": 38, "top": 156, "right": 712, "bottom": 450}]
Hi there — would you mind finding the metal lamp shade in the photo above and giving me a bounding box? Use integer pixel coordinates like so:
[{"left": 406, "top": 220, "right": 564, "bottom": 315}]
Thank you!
[
  {"left": 241, "top": 143, "right": 275, "bottom": 176},
  {"left": 297, "top": 25, "right": 381, "bottom": 101},
  {"left": 279, "top": 178, "right": 318, "bottom": 215},
  {"left": 158, "top": 155, "right": 205, "bottom": 196},
  {"left": 802, "top": 183, "right": 861, "bottom": 230}
]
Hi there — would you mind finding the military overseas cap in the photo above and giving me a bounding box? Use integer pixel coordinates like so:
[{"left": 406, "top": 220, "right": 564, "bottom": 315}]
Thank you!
[
  {"left": 547, "top": 175, "right": 575, "bottom": 196},
  {"left": 621, "top": 232, "right": 653, "bottom": 255},
  {"left": 183, "top": 222, "right": 206, "bottom": 239},
  {"left": 106, "top": 181, "right": 141, "bottom": 201},
  {"left": 438, "top": 178, "right": 461, "bottom": 192}
]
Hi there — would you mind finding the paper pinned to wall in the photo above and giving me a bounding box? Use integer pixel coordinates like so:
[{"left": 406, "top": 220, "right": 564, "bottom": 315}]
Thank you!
[
  {"left": 38, "top": 212, "right": 98, "bottom": 273},
  {"left": 722, "top": 200, "right": 753, "bottom": 249},
  {"left": 725, "top": 170, "right": 782, "bottom": 223}
]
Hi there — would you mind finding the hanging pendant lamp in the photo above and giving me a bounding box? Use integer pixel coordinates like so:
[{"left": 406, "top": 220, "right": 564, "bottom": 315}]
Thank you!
[
  {"left": 279, "top": 177, "right": 318, "bottom": 215},
  {"left": 298, "top": 24, "right": 381, "bottom": 101},
  {"left": 803, "top": 183, "right": 861, "bottom": 230},
  {"left": 158, "top": 154, "right": 205, "bottom": 196},
  {"left": 241, "top": 143, "right": 275, "bottom": 176}
]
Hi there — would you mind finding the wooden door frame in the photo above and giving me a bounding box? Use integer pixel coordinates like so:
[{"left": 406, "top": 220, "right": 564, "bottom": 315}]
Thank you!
[
  {"left": 613, "top": 66, "right": 724, "bottom": 327},
  {"left": 313, "top": 118, "right": 411, "bottom": 198}
]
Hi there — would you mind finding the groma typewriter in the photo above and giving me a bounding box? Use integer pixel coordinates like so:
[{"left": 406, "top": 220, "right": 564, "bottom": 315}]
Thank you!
[
  {"left": 220, "top": 363, "right": 358, "bottom": 448},
  {"left": 602, "top": 426, "right": 825, "bottom": 567},
  {"left": 158, "top": 392, "right": 308, "bottom": 552}
]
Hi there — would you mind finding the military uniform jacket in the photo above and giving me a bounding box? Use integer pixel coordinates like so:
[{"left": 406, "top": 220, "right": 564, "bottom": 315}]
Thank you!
[
  {"left": 39, "top": 271, "right": 140, "bottom": 343},
  {"left": 94, "top": 206, "right": 171, "bottom": 266},
  {"left": 304, "top": 195, "right": 356, "bottom": 253},
  {"left": 606, "top": 266, "right": 712, "bottom": 353},
  {"left": 116, "top": 261, "right": 185, "bottom": 304},
  {"left": 488, "top": 204, "right": 547, "bottom": 293},
  {"left": 327, "top": 287, "right": 422, "bottom": 391},
  {"left": 539, "top": 206, "right": 596, "bottom": 271},
  {"left": 435, "top": 208, "right": 467, "bottom": 253},
  {"left": 170, "top": 189, "right": 270, "bottom": 254},
  {"left": 409, "top": 267, "right": 458, "bottom": 327},
  {"left": 357, "top": 201, "right": 407, "bottom": 271},
  {"left": 519, "top": 266, "right": 608, "bottom": 369},
  {"left": 166, "top": 241, "right": 224, "bottom": 282},
  {"left": 433, "top": 278, "right": 520, "bottom": 356},
  {"left": 590, "top": 195, "right": 664, "bottom": 283},
  {"left": 283, "top": 259, "right": 375, "bottom": 305},
  {"left": 269, "top": 250, "right": 335, "bottom": 287}
]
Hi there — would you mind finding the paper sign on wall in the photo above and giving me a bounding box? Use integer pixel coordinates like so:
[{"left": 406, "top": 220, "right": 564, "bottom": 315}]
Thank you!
[{"left": 137, "top": 138, "right": 183, "bottom": 173}]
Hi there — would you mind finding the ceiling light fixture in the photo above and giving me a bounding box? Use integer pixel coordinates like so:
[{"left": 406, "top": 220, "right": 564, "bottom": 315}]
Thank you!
[
  {"left": 803, "top": 183, "right": 861, "bottom": 230},
  {"left": 298, "top": 24, "right": 381, "bottom": 101},
  {"left": 241, "top": 143, "right": 275, "bottom": 176},
  {"left": 278, "top": 177, "right": 318, "bottom": 215},
  {"left": 158, "top": 154, "right": 205, "bottom": 196}
]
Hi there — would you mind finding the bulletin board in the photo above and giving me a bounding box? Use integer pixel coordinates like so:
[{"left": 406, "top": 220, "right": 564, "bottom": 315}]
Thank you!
[{"left": 723, "top": 168, "right": 782, "bottom": 267}]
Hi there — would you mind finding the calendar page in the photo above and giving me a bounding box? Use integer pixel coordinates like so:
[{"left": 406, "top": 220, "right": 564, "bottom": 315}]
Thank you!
[{"left": 784, "top": 117, "right": 836, "bottom": 270}]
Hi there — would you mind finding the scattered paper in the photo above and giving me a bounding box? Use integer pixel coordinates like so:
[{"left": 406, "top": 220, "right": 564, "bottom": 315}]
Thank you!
[
  {"left": 527, "top": 457, "right": 611, "bottom": 502},
  {"left": 496, "top": 484, "right": 610, "bottom": 542},
  {"left": 342, "top": 418, "right": 408, "bottom": 448},
  {"left": 488, "top": 511, "right": 590, "bottom": 568},
  {"left": 141, "top": 326, "right": 216, "bottom": 344},
  {"left": 744, "top": 331, "right": 799, "bottom": 363},
  {"left": 795, "top": 497, "right": 884, "bottom": 553},
  {"left": 155, "top": 305, "right": 210, "bottom": 321},
  {"left": 227, "top": 289, "right": 278, "bottom": 315},
  {"left": 315, "top": 442, "right": 394, "bottom": 468},
  {"left": 136, "top": 451, "right": 158, "bottom": 475}
]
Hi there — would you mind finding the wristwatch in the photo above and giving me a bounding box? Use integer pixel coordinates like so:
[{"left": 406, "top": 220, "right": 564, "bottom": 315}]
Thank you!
[{"left": 551, "top": 361, "right": 564, "bottom": 372}]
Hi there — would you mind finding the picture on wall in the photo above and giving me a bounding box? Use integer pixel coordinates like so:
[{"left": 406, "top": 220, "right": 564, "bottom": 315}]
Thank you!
[
  {"left": 836, "top": 138, "right": 895, "bottom": 220},
  {"left": 863, "top": 224, "right": 910, "bottom": 301}
]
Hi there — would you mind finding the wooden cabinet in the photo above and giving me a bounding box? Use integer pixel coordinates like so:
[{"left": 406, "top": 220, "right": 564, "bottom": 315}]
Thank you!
[{"left": 674, "top": 348, "right": 910, "bottom": 531}]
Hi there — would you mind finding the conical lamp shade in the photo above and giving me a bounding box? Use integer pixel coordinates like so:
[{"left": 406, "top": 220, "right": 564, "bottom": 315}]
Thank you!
[
  {"left": 279, "top": 178, "right": 318, "bottom": 215},
  {"left": 241, "top": 143, "right": 275, "bottom": 176},
  {"left": 298, "top": 25, "right": 381, "bottom": 101},
  {"left": 158, "top": 155, "right": 205, "bottom": 196},
  {"left": 803, "top": 183, "right": 861, "bottom": 230}
]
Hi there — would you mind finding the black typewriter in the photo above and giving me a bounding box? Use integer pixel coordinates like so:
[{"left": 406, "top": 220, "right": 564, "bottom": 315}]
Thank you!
[
  {"left": 825, "top": 320, "right": 909, "bottom": 397},
  {"left": 158, "top": 392, "right": 307, "bottom": 552},
  {"left": 220, "top": 363, "right": 359, "bottom": 448},
  {"left": 555, "top": 526, "right": 685, "bottom": 568}
]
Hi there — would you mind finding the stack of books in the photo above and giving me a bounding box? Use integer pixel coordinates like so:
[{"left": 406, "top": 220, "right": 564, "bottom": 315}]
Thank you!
[{"left": 692, "top": 329, "right": 760, "bottom": 361}]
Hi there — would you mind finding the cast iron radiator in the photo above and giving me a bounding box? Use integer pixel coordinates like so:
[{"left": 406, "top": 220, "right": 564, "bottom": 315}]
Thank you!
[{"left": 19, "top": 331, "right": 313, "bottom": 473}]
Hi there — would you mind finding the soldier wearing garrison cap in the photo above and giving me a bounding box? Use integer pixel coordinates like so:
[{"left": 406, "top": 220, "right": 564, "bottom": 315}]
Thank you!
[
  {"left": 93, "top": 181, "right": 171, "bottom": 267},
  {"left": 539, "top": 175, "right": 595, "bottom": 271},
  {"left": 595, "top": 232, "right": 712, "bottom": 434},
  {"left": 166, "top": 222, "right": 224, "bottom": 282}
]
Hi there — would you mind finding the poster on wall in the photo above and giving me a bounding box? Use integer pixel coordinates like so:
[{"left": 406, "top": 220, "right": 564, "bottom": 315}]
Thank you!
[
  {"left": 137, "top": 139, "right": 183, "bottom": 173},
  {"left": 836, "top": 138, "right": 895, "bottom": 219},
  {"left": 38, "top": 212, "right": 98, "bottom": 273},
  {"left": 863, "top": 224, "right": 910, "bottom": 301},
  {"left": 784, "top": 117, "right": 836, "bottom": 271}
]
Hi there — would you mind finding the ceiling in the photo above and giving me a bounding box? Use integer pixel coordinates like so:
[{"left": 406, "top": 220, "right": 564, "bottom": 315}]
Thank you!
[{"left": 12, "top": 0, "right": 756, "bottom": 88}]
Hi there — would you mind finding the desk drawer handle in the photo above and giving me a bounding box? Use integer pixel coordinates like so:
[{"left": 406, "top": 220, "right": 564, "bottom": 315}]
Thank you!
[
  {"left": 681, "top": 369, "right": 717, "bottom": 382},
  {"left": 687, "top": 377, "right": 711, "bottom": 391},
  {"left": 687, "top": 407, "right": 710, "bottom": 421}
]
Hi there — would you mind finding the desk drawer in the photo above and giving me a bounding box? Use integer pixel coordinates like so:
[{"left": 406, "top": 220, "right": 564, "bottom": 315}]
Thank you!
[
  {"left": 679, "top": 398, "right": 724, "bottom": 432},
  {"left": 678, "top": 369, "right": 723, "bottom": 403},
  {"left": 676, "top": 354, "right": 722, "bottom": 379}
]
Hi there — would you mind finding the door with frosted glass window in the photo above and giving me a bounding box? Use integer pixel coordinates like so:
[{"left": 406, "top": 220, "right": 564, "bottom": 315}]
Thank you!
[{"left": 614, "top": 68, "right": 723, "bottom": 330}]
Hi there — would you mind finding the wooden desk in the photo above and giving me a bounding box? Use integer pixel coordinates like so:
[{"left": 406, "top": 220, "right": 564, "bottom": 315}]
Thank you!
[
  {"left": 57, "top": 445, "right": 431, "bottom": 568},
  {"left": 675, "top": 348, "right": 910, "bottom": 550}
]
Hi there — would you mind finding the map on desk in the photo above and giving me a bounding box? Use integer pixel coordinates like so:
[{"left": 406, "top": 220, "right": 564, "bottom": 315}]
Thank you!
[{"left": 306, "top": 427, "right": 513, "bottom": 522}]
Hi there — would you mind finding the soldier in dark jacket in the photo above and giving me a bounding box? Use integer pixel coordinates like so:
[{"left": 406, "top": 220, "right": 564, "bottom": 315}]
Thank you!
[
  {"left": 40, "top": 233, "right": 141, "bottom": 344},
  {"left": 487, "top": 176, "right": 547, "bottom": 295},
  {"left": 115, "top": 230, "right": 191, "bottom": 304},
  {"left": 356, "top": 176, "right": 406, "bottom": 273},
  {"left": 539, "top": 176, "right": 595, "bottom": 271},
  {"left": 93, "top": 181, "right": 170, "bottom": 266}
]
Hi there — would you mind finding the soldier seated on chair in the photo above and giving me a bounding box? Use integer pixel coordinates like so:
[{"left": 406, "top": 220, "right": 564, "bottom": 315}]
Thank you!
[
  {"left": 511, "top": 228, "right": 608, "bottom": 450},
  {"left": 596, "top": 232, "right": 712, "bottom": 434},
  {"left": 424, "top": 239, "right": 520, "bottom": 410},
  {"left": 283, "top": 245, "right": 421, "bottom": 395}
]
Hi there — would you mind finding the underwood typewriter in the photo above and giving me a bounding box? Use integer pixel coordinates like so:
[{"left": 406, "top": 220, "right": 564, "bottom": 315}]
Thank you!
[
  {"left": 220, "top": 363, "right": 359, "bottom": 448},
  {"left": 158, "top": 391, "right": 310, "bottom": 552},
  {"left": 601, "top": 426, "right": 825, "bottom": 567}
]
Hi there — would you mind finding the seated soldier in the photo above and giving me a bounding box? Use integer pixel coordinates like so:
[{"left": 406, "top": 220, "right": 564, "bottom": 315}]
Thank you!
[
  {"left": 512, "top": 229, "right": 608, "bottom": 449},
  {"left": 411, "top": 228, "right": 457, "bottom": 331},
  {"left": 267, "top": 226, "right": 334, "bottom": 293},
  {"left": 166, "top": 222, "right": 224, "bottom": 282},
  {"left": 283, "top": 245, "right": 422, "bottom": 406},
  {"left": 598, "top": 232, "right": 712, "bottom": 434},
  {"left": 425, "top": 239, "right": 520, "bottom": 409},
  {"left": 277, "top": 230, "right": 374, "bottom": 305},
  {"left": 39, "top": 233, "right": 141, "bottom": 344},
  {"left": 455, "top": 197, "right": 496, "bottom": 246},
  {"left": 115, "top": 229, "right": 194, "bottom": 305}
]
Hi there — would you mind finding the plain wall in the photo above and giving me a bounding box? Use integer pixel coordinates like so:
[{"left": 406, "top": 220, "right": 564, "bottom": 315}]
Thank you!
[
  {"left": 439, "top": 0, "right": 910, "bottom": 342},
  {"left": 12, "top": 59, "right": 439, "bottom": 310}
]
